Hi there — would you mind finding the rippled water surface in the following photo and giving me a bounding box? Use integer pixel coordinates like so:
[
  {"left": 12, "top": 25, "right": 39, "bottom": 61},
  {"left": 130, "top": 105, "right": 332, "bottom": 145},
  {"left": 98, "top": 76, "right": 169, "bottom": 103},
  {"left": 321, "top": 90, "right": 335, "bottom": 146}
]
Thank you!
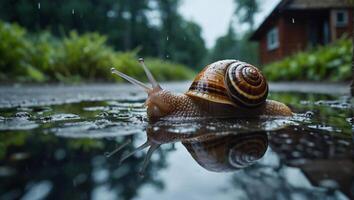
[{"left": 0, "top": 83, "right": 353, "bottom": 200}]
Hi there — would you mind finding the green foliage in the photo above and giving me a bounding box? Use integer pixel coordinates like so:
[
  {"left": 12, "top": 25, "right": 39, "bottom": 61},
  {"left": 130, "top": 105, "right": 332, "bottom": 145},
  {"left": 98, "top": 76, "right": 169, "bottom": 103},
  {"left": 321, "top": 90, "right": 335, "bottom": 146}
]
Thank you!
[
  {"left": 144, "top": 58, "right": 195, "bottom": 81},
  {"left": 0, "top": 132, "right": 28, "bottom": 159},
  {"left": 209, "top": 27, "right": 238, "bottom": 61},
  {"left": 28, "top": 33, "right": 57, "bottom": 73},
  {"left": 209, "top": 0, "right": 261, "bottom": 69},
  {"left": 112, "top": 51, "right": 195, "bottom": 83},
  {"left": 0, "top": 0, "right": 207, "bottom": 68},
  {"left": 55, "top": 32, "right": 114, "bottom": 82},
  {"left": 263, "top": 38, "right": 352, "bottom": 82},
  {"left": 0, "top": 21, "right": 30, "bottom": 81},
  {"left": 0, "top": 21, "right": 194, "bottom": 83}
]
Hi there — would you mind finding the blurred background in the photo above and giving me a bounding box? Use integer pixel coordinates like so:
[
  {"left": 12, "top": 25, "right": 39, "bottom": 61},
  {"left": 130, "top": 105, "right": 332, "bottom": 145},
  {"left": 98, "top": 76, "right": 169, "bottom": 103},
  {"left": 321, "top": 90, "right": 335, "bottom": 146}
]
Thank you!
[{"left": 0, "top": 0, "right": 352, "bottom": 83}]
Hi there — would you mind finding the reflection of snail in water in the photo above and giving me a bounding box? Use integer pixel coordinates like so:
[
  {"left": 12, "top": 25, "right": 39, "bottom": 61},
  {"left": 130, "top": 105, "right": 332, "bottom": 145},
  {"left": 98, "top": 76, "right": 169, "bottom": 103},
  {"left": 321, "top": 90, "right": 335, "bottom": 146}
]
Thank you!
[
  {"left": 112, "top": 59, "right": 292, "bottom": 121},
  {"left": 184, "top": 132, "right": 268, "bottom": 172},
  {"left": 108, "top": 122, "right": 268, "bottom": 174}
]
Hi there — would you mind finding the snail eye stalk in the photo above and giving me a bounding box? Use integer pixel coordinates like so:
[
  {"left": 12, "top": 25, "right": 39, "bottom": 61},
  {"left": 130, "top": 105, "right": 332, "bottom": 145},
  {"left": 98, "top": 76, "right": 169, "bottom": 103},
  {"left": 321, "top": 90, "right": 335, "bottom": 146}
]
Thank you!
[
  {"left": 111, "top": 58, "right": 161, "bottom": 93},
  {"left": 118, "top": 141, "right": 150, "bottom": 164},
  {"left": 138, "top": 58, "right": 161, "bottom": 90},
  {"left": 104, "top": 139, "right": 132, "bottom": 158},
  {"left": 111, "top": 68, "right": 152, "bottom": 93},
  {"left": 138, "top": 143, "right": 160, "bottom": 177}
]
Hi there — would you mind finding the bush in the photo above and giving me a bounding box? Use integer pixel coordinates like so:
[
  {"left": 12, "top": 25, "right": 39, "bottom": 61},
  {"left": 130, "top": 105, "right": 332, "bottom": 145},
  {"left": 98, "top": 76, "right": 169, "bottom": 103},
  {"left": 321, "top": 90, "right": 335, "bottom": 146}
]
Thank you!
[
  {"left": 263, "top": 38, "right": 352, "bottom": 82},
  {"left": 0, "top": 21, "right": 43, "bottom": 82},
  {"left": 26, "top": 32, "right": 59, "bottom": 82},
  {"left": 0, "top": 20, "right": 194, "bottom": 83},
  {"left": 53, "top": 31, "right": 115, "bottom": 82},
  {"left": 111, "top": 51, "right": 195, "bottom": 83}
]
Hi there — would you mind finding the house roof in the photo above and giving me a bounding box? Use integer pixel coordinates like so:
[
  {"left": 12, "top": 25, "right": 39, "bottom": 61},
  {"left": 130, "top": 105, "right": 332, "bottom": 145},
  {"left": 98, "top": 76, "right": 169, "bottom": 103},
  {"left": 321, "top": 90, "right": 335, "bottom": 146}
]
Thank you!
[
  {"left": 286, "top": 0, "right": 353, "bottom": 9},
  {"left": 250, "top": 0, "right": 354, "bottom": 40}
]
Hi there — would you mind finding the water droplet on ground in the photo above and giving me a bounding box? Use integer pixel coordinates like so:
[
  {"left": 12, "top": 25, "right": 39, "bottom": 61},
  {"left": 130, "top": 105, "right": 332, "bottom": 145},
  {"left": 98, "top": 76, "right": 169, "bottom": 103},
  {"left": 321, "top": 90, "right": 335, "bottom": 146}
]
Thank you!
[{"left": 14, "top": 112, "right": 31, "bottom": 119}]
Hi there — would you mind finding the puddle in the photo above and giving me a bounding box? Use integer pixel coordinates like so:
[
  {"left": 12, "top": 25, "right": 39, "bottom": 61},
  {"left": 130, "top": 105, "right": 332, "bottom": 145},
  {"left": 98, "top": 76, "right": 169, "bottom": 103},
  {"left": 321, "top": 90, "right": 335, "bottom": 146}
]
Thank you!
[{"left": 0, "top": 84, "right": 353, "bottom": 200}]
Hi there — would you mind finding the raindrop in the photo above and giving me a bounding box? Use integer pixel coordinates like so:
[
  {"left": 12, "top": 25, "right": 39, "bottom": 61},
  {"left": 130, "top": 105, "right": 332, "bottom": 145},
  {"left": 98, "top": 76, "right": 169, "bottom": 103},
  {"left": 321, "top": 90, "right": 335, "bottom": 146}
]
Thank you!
[
  {"left": 166, "top": 54, "right": 170, "bottom": 58},
  {"left": 72, "top": 9, "right": 75, "bottom": 15},
  {"left": 292, "top": 18, "right": 295, "bottom": 23},
  {"left": 15, "top": 112, "right": 31, "bottom": 119},
  {"left": 166, "top": 36, "right": 169, "bottom": 41},
  {"left": 38, "top": 2, "right": 41, "bottom": 9}
]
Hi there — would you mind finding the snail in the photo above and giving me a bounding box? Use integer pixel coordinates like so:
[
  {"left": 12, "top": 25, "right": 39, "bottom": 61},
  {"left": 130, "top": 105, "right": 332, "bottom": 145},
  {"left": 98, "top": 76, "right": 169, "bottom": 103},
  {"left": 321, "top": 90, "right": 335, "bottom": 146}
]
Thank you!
[
  {"left": 111, "top": 59, "right": 292, "bottom": 121},
  {"left": 107, "top": 120, "right": 268, "bottom": 174}
]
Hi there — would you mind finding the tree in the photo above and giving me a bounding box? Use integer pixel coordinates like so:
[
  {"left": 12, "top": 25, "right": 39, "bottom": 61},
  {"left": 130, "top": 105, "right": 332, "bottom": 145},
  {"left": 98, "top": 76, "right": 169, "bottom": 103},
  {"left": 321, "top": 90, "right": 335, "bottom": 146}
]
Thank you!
[
  {"left": 209, "top": 26, "right": 239, "bottom": 62},
  {"left": 234, "top": 0, "right": 260, "bottom": 30},
  {"left": 209, "top": 25, "right": 259, "bottom": 66},
  {"left": 156, "top": 0, "right": 206, "bottom": 68},
  {"left": 0, "top": 0, "right": 207, "bottom": 68}
]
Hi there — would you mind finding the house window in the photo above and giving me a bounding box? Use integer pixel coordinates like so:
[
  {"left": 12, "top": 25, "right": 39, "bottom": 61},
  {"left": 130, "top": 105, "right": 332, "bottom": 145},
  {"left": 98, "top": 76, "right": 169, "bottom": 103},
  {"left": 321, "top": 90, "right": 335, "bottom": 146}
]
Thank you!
[
  {"left": 335, "top": 10, "right": 348, "bottom": 27},
  {"left": 267, "top": 27, "right": 279, "bottom": 51}
]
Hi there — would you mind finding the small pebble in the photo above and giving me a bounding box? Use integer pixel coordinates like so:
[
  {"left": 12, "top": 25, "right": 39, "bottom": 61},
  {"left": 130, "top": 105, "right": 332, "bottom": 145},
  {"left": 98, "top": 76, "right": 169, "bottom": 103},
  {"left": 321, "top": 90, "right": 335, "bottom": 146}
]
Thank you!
[
  {"left": 305, "top": 111, "right": 314, "bottom": 118},
  {"left": 14, "top": 112, "right": 31, "bottom": 119}
]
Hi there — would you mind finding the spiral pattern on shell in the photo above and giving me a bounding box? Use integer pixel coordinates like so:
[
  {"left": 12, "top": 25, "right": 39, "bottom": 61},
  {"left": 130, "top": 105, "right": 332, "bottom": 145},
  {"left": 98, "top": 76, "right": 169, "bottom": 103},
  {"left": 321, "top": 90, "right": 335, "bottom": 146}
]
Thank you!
[
  {"left": 228, "top": 132, "right": 268, "bottom": 169},
  {"left": 186, "top": 60, "right": 268, "bottom": 108},
  {"left": 225, "top": 62, "right": 268, "bottom": 107},
  {"left": 183, "top": 131, "right": 268, "bottom": 172}
]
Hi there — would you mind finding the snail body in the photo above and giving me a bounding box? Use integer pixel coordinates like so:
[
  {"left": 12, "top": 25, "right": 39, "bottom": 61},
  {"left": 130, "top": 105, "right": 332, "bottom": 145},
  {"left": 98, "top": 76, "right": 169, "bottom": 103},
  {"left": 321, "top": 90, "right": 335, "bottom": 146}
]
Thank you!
[{"left": 112, "top": 59, "right": 292, "bottom": 121}]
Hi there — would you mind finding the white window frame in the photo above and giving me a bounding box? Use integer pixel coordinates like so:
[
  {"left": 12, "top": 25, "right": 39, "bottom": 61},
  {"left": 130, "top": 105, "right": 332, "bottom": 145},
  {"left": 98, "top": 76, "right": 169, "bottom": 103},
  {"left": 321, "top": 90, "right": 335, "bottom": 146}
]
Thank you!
[
  {"left": 267, "top": 27, "right": 279, "bottom": 51},
  {"left": 334, "top": 10, "right": 348, "bottom": 27}
]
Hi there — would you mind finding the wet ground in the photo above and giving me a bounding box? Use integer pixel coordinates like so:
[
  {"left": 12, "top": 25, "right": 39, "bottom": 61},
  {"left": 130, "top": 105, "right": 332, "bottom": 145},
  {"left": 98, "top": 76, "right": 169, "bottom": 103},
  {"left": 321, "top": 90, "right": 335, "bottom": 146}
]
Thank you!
[{"left": 0, "top": 82, "right": 353, "bottom": 200}]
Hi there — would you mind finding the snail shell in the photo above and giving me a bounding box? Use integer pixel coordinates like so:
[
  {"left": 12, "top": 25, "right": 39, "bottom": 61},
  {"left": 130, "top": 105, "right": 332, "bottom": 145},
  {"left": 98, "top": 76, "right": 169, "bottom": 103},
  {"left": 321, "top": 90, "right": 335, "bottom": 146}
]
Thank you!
[{"left": 186, "top": 60, "right": 268, "bottom": 107}]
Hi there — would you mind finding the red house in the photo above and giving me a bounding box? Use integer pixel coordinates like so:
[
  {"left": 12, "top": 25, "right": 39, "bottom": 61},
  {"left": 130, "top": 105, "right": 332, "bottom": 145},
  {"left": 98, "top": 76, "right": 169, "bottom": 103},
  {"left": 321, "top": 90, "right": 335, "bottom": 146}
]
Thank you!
[{"left": 250, "top": 0, "right": 353, "bottom": 64}]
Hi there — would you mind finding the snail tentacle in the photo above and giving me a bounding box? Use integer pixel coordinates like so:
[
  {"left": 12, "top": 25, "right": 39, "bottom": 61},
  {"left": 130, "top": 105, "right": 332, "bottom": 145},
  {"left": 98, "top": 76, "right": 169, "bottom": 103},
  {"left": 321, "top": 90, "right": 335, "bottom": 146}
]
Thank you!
[
  {"left": 111, "top": 68, "right": 152, "bottom": 93},
  {"left": 105, "top": 139, "right": 132, "bottom": 158},
  {"left": 111, "top": 58, "right": 161, "bottom": 92},
  {"left": 139, "top": 58, "right": 161, "bottom": 90},
  {"left": 119, "top": 141, "right": 150, "bottom": 164},
  {"left": 139, "top": 143, "right": 160, "bottom": 176}
]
